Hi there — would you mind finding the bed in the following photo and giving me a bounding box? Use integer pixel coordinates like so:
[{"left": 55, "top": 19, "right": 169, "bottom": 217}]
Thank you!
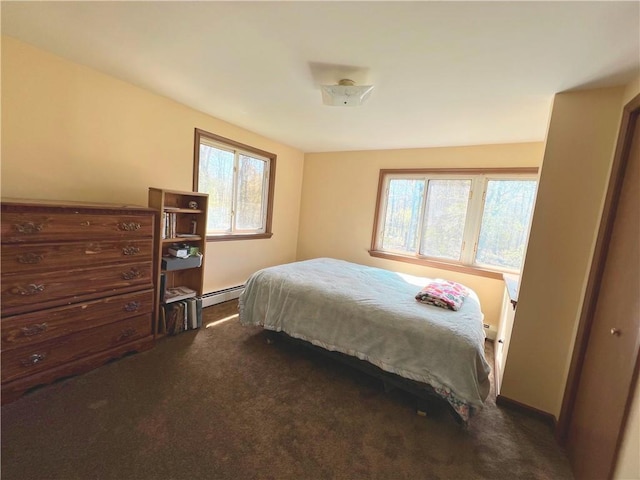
[{"left": 238, "top": 257, "right": 491, "bottom": 424}]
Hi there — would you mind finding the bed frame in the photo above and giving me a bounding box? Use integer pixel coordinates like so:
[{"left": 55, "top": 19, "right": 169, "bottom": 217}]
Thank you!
[
  {"left": 265, "top": 330, "right": 465, "bottom": 426},
  {"left": 240, "top": 258, "right": 490, "bottom": 425}
]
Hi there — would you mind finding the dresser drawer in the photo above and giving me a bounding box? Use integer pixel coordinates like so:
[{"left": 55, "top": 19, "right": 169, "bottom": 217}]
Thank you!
[
  {"left": 1, "top": 289, "right": 154, "bottom": 350},
  {"left": 1, "top": 212, "right": 153, "bottom": 243},
  {"left": 1, "top": 314, "right": 152, "bottom": 384},
  {"left": 1, "top": 261, "right": 153, "bottom": 316},
  {"left": 1, "top": 239, "right": 153, "bottom": 274}
]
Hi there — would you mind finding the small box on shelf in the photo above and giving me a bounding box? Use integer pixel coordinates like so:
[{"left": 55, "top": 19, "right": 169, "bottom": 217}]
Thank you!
[
  {"left": 168, "top": 244, "right": 189, "bottom": 258},
  {"left": 162, "top": 253, "right": 203, "bottom": 271}
]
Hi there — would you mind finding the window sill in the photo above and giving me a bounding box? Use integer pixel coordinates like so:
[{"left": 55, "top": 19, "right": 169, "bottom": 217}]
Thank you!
[
  {"left": 503, "top": 273, "right": 520, "bottom": 309},
  {"left": 206, "top": 232, "right": 273, "bottom": 242},
  {"left": 368, "top": 250, "right": 507, "bottom": 280}
]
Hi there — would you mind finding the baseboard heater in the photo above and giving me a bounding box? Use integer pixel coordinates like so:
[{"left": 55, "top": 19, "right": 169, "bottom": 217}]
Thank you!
[{"left": 201, "top": 285, "right": 244, "bottom": 308}]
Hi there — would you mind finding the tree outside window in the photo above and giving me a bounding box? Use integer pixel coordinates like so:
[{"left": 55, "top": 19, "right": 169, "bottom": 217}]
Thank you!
[
  {"left": 194, "top": 129, "right": 276, "bottom": 240},
  {"left": 372, "top": 169, "right": 538, "bottom": 275}
]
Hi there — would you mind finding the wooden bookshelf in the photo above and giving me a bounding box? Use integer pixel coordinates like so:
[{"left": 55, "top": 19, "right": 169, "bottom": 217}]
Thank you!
[{"left": 148, "top": 188, "right": 209, "bottom": 337}]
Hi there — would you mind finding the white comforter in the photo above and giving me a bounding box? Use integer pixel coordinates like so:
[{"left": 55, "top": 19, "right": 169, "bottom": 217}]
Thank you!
[{"left": 238, "top": 258, "right": 491, "bottom": 421}]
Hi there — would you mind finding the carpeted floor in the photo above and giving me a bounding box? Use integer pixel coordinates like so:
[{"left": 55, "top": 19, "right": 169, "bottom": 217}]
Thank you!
[{"left": 1, "top": 300, "right": 573, "bottom": 479}]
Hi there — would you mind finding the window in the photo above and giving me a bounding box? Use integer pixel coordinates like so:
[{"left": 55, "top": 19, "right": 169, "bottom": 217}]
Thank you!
[
  {"left": 371, "top": 169, "right": 538, "bottom": 276},
  {"left": 194, "top": 129, "right": 276, "bottom": 240}
]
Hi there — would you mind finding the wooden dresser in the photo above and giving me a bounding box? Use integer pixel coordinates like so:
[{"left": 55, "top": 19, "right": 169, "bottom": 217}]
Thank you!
[{"left": 1, "top": 199, "right": 156, "bottom": 403}]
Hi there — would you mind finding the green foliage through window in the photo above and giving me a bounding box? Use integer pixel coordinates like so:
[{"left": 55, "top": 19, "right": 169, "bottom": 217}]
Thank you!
[
  {"left": 194, "top": 129, "right": 275, "bottom": 238},
  {"left": 374, "top": 170, "right": 537, "bottom": 273}
]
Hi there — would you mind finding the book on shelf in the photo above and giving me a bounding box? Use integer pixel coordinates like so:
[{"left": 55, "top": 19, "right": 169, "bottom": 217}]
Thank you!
[
  {"left": 159, "top": 273, "right": 167, "bottom": 303},
  {"left": 165, "top": 302, "right": 184, "bottom": 335},
  {"left": 195, "top": 297, "right": 203, "bottom": 328},
  {"left": 161, "top": 298, "right": 201, "bottom": 335},
  {"left": 186, "top": 297, "right": 198, "bottom": 330},
  {"left": 181, "top": 300, "right": 189, "bottom": 331},
  {"left": 163, "top": 212, "right": 179, "bottom": 239},
  {"left": 162, "top": 212, "right": 198, "bottom": 239},
  {"left": 164, "top": 286, "right": 196, "bottom": 303}
]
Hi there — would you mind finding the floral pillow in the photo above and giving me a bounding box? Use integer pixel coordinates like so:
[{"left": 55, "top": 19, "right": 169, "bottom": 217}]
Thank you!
[{"left": 415, "top": 280, "right": 469, "bottom": 311}]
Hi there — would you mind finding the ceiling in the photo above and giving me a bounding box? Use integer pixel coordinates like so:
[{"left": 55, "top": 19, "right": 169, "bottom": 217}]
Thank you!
[{"left": 2, "top": 1, "right": 639, "bottom": 153}]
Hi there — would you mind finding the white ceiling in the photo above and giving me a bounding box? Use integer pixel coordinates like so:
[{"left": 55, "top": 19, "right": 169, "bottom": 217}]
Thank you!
[{"left": 2, "top": 1, "right": 639, "bottom": 153}]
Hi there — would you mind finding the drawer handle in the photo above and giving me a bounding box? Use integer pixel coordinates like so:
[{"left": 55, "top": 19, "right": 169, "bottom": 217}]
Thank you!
[
  {"left": 13, "top": 222, "right": 44, "bottom": 234},
  {"left": 121, "top": 269, "right": 141, "bottom": 280},
  {"left": 119, "top": 328, "right": 137, "bottom": 340},
  {"left": 20, "top": 353, "right": 47, "bottom": 367},
  {"left": 124, "top": 301, "right": 141, "bottom": 312},
  {"left": 122, "top": 246, "right": 141, "bottom": 256},
  {"left": 118, "top": 222, "right": 141, "bottom": 232},
  {"left": 10, "top": 284, "right": 45, "bottom": 296},
  {"left": 21, "top": 323, "right": 48, "bottom": 337},
  {"left": 80, "top": 220, "right": 91, "bottom": 227},
  {"left": 17, "top": 252, "right": 44, "bottom": 264}
]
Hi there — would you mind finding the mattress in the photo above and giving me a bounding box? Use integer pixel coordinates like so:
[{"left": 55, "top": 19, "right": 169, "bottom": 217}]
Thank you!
[{"left": 238, "top": 257, "right": 491, "bottom": 422}]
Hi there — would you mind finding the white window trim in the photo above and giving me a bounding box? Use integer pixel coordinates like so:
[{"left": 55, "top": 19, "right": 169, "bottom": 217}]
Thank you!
[{"left": 371, "top": 168, "right": 538, "bottom": 277}]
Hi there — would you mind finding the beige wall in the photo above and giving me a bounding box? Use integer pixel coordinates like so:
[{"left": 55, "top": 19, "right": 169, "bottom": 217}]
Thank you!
[
  {"left": 4, "top": 33, "right": 638, "bottom": 477},
  {"left": 501, "top": 86, "right": 627, "bottom": 418},
  {"left": 298, "top": 143, "right": 545, "bottom": 330},
  {"left": 1, "top": 36, "right": 305, "bottom": 292}
]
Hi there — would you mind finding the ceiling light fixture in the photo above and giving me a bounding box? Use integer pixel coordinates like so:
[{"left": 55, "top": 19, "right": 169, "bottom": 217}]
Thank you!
[{"left": 321, "top": 79, "right": 374, "bottom": 106}]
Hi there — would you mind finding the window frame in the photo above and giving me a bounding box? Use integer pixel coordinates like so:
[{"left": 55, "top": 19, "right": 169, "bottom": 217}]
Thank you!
[
  {"left": 370, "top": 168, "right": 539, "bottom": 279},
  {"left": 193, "top": 128, "right": 276, "bottom": 241}
]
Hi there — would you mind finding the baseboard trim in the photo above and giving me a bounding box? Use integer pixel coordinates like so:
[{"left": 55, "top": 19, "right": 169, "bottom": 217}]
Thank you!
[
  {"left": 201, "top": 285, "right": 244, "bottom": 308},
  {"left": 496, "top": 394, "right": 557, "bottom": 430}
]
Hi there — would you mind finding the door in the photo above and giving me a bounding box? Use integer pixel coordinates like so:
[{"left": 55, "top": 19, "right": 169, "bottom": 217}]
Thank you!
[{"left": 564, "top": 96, "right": 640, "bottom": 479}]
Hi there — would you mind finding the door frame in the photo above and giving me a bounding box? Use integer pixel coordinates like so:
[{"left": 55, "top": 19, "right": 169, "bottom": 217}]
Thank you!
[{"left": 556, "top": 93, "right": 640, "bottom": 472}]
